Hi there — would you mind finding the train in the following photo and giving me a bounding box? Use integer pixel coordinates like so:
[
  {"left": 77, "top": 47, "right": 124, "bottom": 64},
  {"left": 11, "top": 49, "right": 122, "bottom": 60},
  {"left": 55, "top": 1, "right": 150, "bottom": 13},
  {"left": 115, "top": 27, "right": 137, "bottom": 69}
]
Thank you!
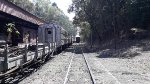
[
  {"left": 0, "top": 23, "right": 73, "bottom": 75},
  {"left": 76, "top": 36, "right": 80, "bottom": 43}
]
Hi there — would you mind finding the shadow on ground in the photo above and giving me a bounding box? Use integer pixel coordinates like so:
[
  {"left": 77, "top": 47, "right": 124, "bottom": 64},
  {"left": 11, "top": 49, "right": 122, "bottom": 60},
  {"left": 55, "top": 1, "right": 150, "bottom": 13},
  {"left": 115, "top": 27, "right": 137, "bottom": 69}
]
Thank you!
[
  {"left": 74, "top": 46, "right": 82, "bottom": 54},
  {"left": 65, "top": 46, "right": 75, "bottom": 53},
  {"left": 83, "top": 39, "right": 150, "bottom": 59}
]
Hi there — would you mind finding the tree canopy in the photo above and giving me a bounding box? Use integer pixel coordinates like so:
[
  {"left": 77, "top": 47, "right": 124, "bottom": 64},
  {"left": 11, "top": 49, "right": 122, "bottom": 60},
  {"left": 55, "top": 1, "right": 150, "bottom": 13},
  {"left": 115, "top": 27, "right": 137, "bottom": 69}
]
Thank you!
[
  {"left": 69, "top": 0, "right": 150, "bottom": 43},
  {"left": 8, "top": 0, "right": 76, "bottom": 36}
]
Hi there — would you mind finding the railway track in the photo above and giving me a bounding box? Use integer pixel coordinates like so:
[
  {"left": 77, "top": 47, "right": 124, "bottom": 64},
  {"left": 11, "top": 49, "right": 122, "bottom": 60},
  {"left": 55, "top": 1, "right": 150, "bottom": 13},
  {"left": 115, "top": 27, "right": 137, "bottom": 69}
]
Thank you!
[
  {"left": 63, "top": 43, "right": 96, "bottom": 84},
  {"left": 0, "top": 43, "right": 95, "bottom": 84}
]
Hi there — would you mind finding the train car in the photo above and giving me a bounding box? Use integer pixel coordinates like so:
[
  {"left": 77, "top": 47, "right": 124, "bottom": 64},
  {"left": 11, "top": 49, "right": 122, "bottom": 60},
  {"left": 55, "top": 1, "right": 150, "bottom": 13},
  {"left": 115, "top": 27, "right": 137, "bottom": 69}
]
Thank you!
[
  {"left": 0, "top": 0, "right": 73, "bottom": 79},
  {"left": 75, "top": 27, "right": 80, "bottom": 43},
  {"left": 76, "top": 35, "right": 80, "bottom": 43},
  {"left": 61, "top": 28, "right": 69, "bottom": 48},
  {"left": 38, "top": 23, "right": 55, "bottom": 43},
  {"left": 0, "top": 23, "right": 72, "bottom": 75},
  {"left": 38, "top": 23, "right": 71, "bottom": 52},
  {"left": 38, "top": 23, "right": 60, "bottom": 53}
]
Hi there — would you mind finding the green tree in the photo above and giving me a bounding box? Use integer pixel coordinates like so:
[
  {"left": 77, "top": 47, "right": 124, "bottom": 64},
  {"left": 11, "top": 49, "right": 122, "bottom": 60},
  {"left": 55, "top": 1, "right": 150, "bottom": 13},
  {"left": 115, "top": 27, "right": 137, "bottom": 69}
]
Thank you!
[
  {"left": 8, "top": 0, "right": 34, "bottom": 13},
  {"left": 69, "top": 0, "right": 150, "bottom": 44},
  {"left": 8, "top": 0, "right": 76, "bottom": 36}
]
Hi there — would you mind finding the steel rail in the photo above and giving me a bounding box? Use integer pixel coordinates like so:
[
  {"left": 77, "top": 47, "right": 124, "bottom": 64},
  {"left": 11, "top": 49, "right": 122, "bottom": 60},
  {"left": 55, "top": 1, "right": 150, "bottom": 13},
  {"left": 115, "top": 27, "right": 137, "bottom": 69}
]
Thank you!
[
  {"left": 63, "top": 46, "right": 75, "bottom": 84},
  {"left": 63, "top": 43, "right": 96, "bottom": 84},
  {"left": 81, "top": 45, "right": 96, "bottom": 84}
]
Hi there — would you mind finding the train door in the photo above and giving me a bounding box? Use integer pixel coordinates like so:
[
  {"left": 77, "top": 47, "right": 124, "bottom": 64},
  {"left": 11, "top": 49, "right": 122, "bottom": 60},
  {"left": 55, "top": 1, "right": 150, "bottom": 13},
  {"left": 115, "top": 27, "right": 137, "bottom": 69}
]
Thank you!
[{"left": 45, "top": 28, "right": 53, "bottom": 43}]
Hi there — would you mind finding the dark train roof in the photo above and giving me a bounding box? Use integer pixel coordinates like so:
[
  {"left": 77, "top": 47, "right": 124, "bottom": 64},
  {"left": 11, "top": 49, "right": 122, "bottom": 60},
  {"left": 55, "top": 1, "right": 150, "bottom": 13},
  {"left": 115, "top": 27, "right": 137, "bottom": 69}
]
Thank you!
[{"left": 0, "top": 0, "right": 45, "bottom": 25}]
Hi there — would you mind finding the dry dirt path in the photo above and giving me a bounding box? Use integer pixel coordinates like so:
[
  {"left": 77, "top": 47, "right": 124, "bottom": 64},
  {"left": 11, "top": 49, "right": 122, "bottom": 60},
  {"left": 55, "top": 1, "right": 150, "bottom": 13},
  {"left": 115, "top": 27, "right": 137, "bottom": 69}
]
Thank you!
[{"left": 85, "top": 52, "right": 150, "bottom": 84}]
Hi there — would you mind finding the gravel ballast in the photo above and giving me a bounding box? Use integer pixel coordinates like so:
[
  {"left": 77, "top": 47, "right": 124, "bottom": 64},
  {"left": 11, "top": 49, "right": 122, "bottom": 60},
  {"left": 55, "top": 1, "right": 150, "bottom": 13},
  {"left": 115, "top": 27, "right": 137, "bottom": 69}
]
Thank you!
[
  {"left": 19, "top": 44, "right": 150, "bottom": 84},
  {"left": 66, "top": 54, "right": 92, "bottom": 84},
  {"left": 85, "top": 52, "right": 150, "bottom": 84},
  {"left": 19, "top": 47, "right": 74, "bottom": 84}
]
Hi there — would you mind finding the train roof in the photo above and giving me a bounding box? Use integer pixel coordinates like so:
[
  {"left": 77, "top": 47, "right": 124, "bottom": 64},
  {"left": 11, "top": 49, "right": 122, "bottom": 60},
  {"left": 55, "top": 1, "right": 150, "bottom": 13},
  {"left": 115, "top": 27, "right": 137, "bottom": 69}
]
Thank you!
[
  {"left": 39, "top": 23, "right": 70, "bottom": 36},
  {"left": 39, "top": 23, "right": 61, "bottom": 29},
  {"left": 76, "top": 35, "right": 80, "bottom": 37}
]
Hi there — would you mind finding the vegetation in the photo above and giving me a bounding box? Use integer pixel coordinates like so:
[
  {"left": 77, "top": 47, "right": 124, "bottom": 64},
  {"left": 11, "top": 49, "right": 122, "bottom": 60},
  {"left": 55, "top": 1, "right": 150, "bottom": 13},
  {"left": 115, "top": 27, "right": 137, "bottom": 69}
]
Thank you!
[
  {"left": 6, "top": 23, "right": 20, "bottom": 42},
  {"left": 8, "top": 0, "right": 76, "bottom": 36},
  {"left": 69, "top": 0, "right": 150, "bottom": 44}
]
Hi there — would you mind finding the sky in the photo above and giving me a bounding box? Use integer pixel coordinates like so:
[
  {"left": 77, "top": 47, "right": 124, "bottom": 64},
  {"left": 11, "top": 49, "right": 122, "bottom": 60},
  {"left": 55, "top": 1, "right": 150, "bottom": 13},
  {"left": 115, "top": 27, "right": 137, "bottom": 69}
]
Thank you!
[
  {"left": 50, "top": 0, "right": 75, "bottom": 21},
  {"left": 29, "top": 0, "right": 75, "bottom": 21}
]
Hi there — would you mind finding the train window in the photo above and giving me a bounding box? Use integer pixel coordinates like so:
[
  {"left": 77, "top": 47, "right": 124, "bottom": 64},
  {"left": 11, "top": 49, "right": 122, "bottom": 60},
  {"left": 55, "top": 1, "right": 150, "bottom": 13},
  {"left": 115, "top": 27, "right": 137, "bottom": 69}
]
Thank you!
[{"left": 48, "top": 31, "right": 52, "bottom": 34}]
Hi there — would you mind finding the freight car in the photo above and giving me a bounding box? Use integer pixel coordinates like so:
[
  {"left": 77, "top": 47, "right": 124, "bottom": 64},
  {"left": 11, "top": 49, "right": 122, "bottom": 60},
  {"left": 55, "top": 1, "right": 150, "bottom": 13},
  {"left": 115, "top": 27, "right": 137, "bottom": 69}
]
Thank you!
[
  {"left": 0, "top": 23, "right": 72, "bottom": 76},
  {"left": 38, "top": 23, "right": 71, "bottom": 52}
]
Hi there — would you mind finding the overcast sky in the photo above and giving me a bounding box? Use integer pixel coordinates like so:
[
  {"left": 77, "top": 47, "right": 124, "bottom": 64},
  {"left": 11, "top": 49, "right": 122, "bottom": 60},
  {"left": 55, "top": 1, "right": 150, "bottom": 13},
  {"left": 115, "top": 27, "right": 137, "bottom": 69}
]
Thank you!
[{"left": 50, "top": 0, "right": 75, "bottom": 21}]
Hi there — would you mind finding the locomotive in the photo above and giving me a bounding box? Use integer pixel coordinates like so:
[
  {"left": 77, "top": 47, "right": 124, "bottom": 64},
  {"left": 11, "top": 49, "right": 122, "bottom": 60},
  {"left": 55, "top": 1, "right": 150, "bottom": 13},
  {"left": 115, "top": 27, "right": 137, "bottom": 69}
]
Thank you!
[{"left": 0, "top": 23, "right": 73, "bottom": 75}]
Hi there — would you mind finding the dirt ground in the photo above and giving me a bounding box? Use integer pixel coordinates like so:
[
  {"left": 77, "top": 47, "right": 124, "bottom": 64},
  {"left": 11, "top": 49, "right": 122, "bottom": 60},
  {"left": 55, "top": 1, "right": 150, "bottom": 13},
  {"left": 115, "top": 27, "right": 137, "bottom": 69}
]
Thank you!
[
  {"left": 84, "top": 39, "right": 150, "bottom": 84},
  {"left": 85, "top": 52, "right": 150, "bottom": 84}
]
